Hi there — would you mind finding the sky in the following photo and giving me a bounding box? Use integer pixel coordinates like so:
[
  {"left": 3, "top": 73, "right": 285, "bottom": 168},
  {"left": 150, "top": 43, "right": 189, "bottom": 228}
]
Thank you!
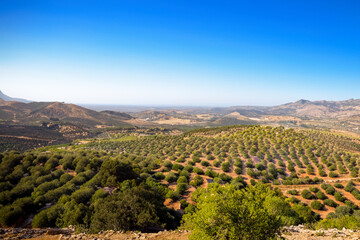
[{"left": 0, "top": 0, "right": 360, "bottom": 106}]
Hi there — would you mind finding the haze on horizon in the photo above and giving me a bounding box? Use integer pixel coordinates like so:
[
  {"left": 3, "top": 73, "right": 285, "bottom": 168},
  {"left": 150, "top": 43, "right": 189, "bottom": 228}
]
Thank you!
[{"left": 1, "top": 1, "right": 360, "bottom": 107}]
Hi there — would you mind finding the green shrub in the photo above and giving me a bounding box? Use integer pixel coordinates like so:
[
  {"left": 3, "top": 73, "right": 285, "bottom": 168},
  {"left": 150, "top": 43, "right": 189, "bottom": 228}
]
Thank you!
[
  {"left": 315, "top": 191, "right": 327, "bottom": 200},
  {"left": 182, "top": 183, "right": 283, "bottom": 239},
  {"left": 292, "top": 204, "right": 320, "bottom": 223},
  {"left": 335, "top": 205, "right": 353, "bottom": 218},
  {"left": 176, "top": 183, "right": 189, "bottom": 195},
  {"left": 213, "top": 160, "right": 220, "bottom": 167},
  {"left": 301, "top": 190, "right": 314, "bottom": 200},
  {"left": 316, "top": 216, "right": 360, "bottom": 230},
  {"left": 221, "top": 162, "right": 231, "bottom": 172},
  {"left": 201, "top": 161, "right": 211, "bottom": 167},
  {"left": 163, "top": 160, "right": 173, "bottom": 168},
  {"left": 334, "top": 192, "right": 346, "bottom": 202},
  {"left": 193, "top": 167, "right": 204, "bottom": 175},
  {"left": 190, "top": 176, "right": 204, "bottom": 187},
  {"left": 154, "top": 172, "right": 165, "bottom": 180},
  {"left": 345, "top": 181, "right": 356, "bottom": 192},
  {"left": 165, "top": 172, "right": 177, "bottom": 183},
  {"left": 219, "top": 173, "right": 232, "bottom": 183},
  {"left": 329, "top": 171, "right": 339, "bottom": 178},
  {"left": 288, "top": 197, "right": 300, "bottom": 204},
  {"left": 172, "top": 163, "right": 184, "bottom": 171},
  {"left": 90, "top": 186, "right": 176, "bottom": 232},
  {"left": 311, "top": 200, "right": 324, "bottom": 210},
  {"left": 323, "top": 199, "right": 338, "bottom": 208},
  {"left": 334, "top": 183, "right": 344, "bottom": 189},
  {"left": 310, "top": 187, "right": 319, "bottom": 193},
  {"left": 287, "top": 190, "right": 298, "bottom": 195}
]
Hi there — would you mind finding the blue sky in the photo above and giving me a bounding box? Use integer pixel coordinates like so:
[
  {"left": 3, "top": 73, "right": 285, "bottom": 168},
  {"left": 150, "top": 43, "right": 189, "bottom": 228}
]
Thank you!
[{"left": 1, "top": 0, "right": 360, "bottom": 106}]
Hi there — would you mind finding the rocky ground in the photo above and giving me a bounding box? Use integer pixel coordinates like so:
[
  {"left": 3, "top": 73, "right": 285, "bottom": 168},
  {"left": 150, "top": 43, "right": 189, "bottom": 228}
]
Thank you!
[{"left": 2, "top": 226, "right": 360, "bottom": 240}]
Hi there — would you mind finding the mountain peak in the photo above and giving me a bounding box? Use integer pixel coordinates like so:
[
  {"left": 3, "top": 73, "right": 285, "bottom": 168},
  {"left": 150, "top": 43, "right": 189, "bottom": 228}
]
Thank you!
[{"left": 295, "top": 99, "right": 310, "bottom": 104}]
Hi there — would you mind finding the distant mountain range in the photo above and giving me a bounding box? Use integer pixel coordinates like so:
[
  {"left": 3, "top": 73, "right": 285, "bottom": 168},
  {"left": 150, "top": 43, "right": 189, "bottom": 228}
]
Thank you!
[
  {"left": 0, "top": 95, "right": 136, "bottom": 128},
  {"left": 2, "top": 90, "right": 360, "bottom": 128},
  {"left": 1, "top": 90, "right": 360, "bottom": 151},
  {"left": 0, "top": 90, "right": 31, "bottom": 103}
]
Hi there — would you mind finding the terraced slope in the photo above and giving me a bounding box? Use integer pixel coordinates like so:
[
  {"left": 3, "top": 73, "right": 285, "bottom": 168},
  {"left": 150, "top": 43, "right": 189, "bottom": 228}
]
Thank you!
[{"left": 2, "top": 125, "right": 360, "bottom": 229}]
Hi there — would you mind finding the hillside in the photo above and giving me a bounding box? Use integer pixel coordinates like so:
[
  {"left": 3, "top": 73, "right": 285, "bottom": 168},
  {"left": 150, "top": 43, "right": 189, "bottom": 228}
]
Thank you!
[
  {"left": 269, "top": 99, "right": 360, "bottom": 118},
  {"left": 0, "top": 97, "right": 151, "bottom": 151},
  {"left": 129, "top": 99, "right": 360, "bottom": 134},
  {"left": 0, "top": 90, "right": 30, "bottom": 103},
  {"left": 0, "top": 100, "right": 134, "bottom": 128},
  {"left": 2, "top": 125, "right": 360, "bottom": 235},
  {"left": 0, "top": 126, "right": 360, "bottom": 226}
]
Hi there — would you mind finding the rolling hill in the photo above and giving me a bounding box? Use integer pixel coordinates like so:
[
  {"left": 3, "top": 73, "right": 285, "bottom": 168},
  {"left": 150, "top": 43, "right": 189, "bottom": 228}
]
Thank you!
[
  {"left": 0, "top": 100, "right": 135, "bottom": 128},
  {"left": 0, "top": 90, "right": 30, "bottom": 103}
]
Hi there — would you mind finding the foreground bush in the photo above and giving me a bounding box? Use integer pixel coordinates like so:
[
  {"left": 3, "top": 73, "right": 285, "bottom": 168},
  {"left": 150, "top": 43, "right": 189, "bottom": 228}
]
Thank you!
[
  {"left": 90, "top": 185, "right": 176, "bottom": 232},
  {"left": 182, "top": 183, "right": 287, "bottom": 240},
  {"left": 317, "top": 215, "right": 360, "bottom": 230}
]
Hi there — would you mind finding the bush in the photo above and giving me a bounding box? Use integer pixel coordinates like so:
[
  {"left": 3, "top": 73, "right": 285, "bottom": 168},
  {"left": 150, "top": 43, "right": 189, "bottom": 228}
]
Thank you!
[
  {"left": 334, "top": 192, "right": 346, "bottom": 202},
  {"left": 334, "top": 183, "right": 344, "bottom": 189},
  {"left": 190, "top": 176, "right": 204, "bottom": 187},
  {"left": 234, "top": 167, "right": 242, "bottom": 175},
  {"left": 201, "top": 161, "right": 210, "bottom": 167},
  {"left": 176, "top": 183, "right": 189, "bottom": 195},
  {"left": 182, "top": 183, "right": 283, "bottom": 239},
  {"left": 184, "top": 165, "right": 193, "bottom": 173},
  {"left": 154, "top": 172, "right": 165, "bottom": 180},
  {"left": 345, "top": 181, "right": 356, "bottom": 192},
  {"left": 323, "top": 199, "right": 338, "bottom": 208},
  {"left": 163, "top": 160, "right": 173, "bottom": 168},
  {"left": 329, "top": 171, "right": 339, "bottom": 178},
  {"left": 316, "top": 215, "right": 360, "bottom": 230},
  {"left": 219, "top": 173, "right": 232, "bottom": 183},
  {"left": 287, "top": 190, "right": 298, "bottom": 195},
  {"left": 335, "top": 205, "right": 353, "bottom": 218},
  {"left": 193, "top": 167, "right": 204, "bottom": 175},
  {"left": 311, "top": 200, "right": 324, "bottom": 210},
  {"left": 165, "top": 172, "right": 177, "bottom": 183},
  {"left": 321, "top": 184, "right": 335, "bottom": 195},
  {"left": 255, "top": 163, "right": 266, "bottom": 171},
  {"left": 205, "top": 168, "right": 219, "bottom": 178},
  {"left": 292, "top": 204, "right": 320, "bottom": 223},
  {"left": 288, "top": 197, "right": 300, "bottom": 204},
  {"left": 213, "top": 160, "right": 220, "bottom": 167},
  {"left": 315, "top": 191, "right": 327, "bottom": 200},
  {"left": 221, "top": 162, "right": 231, "bottom": 172},
  {"left": 301, "top": 190, "right": 314, "bottom": 200},
  {"left": 90, "top": 186, "right": 176, "bottom": 232},
  {"left": 172, "top": 163, "right": 184, "bottom": 171}
]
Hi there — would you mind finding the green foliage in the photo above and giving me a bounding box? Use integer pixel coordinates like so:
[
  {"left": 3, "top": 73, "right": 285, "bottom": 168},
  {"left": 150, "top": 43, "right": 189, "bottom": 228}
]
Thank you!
[
  {"left": 190, "top": 175, "right": 204, "bottom": 187},
  {"left": 334, "top": 192, "right": 346, "bottom": 202},
  {"left": 90, "top": 185, "right": 176, "bottom": 232},
  {"left": 165, "top": 172, "right": 178, "bottom": 183},
  {"left": 301, "top": 189, "right": 314, "bottom": 200},
  {"left": 311, "top": 200, "right": 324, "bottom": 210},
  {"left": 182, "top": 183, "right": 283, "bottom": 240},
  {"left": 98, "top": 160, "right": 136, "bottom": 187},
  {"left": 154, "top": 172, "right": 165, "bottom": 180},
  {"left": 317, "top": 215, "right": 360, "bottom": 230},
  {"left": 323, "top": 199, "right": 338, "bottom": 208},
  {"left": 292, "top": 204, "right": 320, "bottom": 223},
  {"left": 193, "top": 167, "right": 204, "bottom": 175},
  {"left": 315, "top": 191, "right": 327, "bottom": 200},
  {"left": 287, "top": 190, "right": 298, "bottom": 195},
  {"left": 334, "top": 183, "right": 344, "bottom": 189}
]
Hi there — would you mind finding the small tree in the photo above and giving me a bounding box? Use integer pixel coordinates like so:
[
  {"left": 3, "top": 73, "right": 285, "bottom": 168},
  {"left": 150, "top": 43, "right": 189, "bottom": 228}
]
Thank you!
[{"left": 182, "top": 183, "right": 282, "bottom": 240}]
